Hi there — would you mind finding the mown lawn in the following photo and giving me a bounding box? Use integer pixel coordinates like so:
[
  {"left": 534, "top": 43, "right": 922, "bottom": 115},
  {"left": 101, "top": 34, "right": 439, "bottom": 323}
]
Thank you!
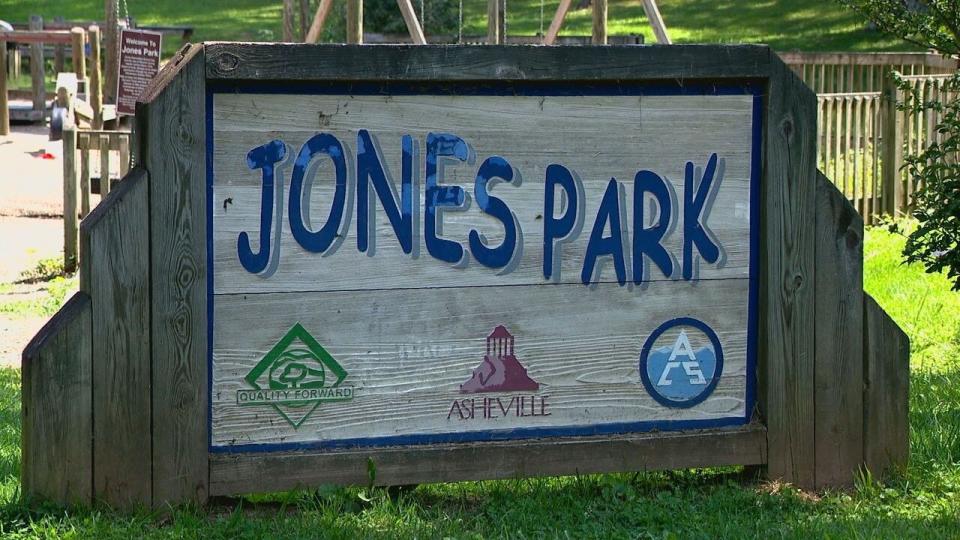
[
  {"left": 0, "top": 223, "right": 957, "bottom": 538},
  {"left": 1, "top": 0, "right": 916, "bottom": 54}
]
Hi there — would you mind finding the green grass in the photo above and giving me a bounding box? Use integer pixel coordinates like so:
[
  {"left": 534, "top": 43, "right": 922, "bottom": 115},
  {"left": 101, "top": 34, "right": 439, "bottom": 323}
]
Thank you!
[
  {"left": 0, "top": 223, "right": 956, "bottom": 538},
  {"left": 0, "top": 257, "right": 78, "bottom": 319},
  {"left": 0, "top": 0, "right": 916, "bottom": 56}
]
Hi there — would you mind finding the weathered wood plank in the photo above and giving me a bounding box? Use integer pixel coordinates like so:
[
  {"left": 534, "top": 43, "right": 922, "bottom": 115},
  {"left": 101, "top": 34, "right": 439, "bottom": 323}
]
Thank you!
[
  {"left": 777, "top": 51, "right": 957, "bottom": 70},
  {"left": 211, "top": 280, "right": 752, "bottom": 448},
  {"left": 592, "top": 0, "right": 607, "bottom": 45},
  {"left": 79, "top": 167, "right": 151, "bottom": 508},
  {"left": 62, "top": 126, "right": 79, "bottom": 273},
  {"left": 863, "top": 294, "right": 910, "bottom": 478},
  {"left": 346, "top": 0, "right": 362, "bottom": 44},
  {"left": 210, "top": 92, "right": 756, "bottom": 294},
  {"left": 210, "top": 424, "right": 767, "bottom": 495},
  {"left": 813, "top": 172, "right": 864, "bottom": 488},
  {"left": 205, "top": 44, "right": 773, "bottom": 82},
  {"left": 21, "top": 292, "right": 93, "bottom": 506},
  {"left": 29, "top": 16, "right": 45, "bottom": 113},
  {"left": 760, "top": 51, "right": 818, "bottom": 489},
  {"left": 143, "top": 48, "right": 208, "bottom": 506}
]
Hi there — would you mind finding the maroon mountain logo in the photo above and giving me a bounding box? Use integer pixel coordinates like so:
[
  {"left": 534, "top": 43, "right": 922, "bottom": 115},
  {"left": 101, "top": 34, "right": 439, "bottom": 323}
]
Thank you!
[{"left": 460, "top": 326, "right": 539, "bottom": 393}]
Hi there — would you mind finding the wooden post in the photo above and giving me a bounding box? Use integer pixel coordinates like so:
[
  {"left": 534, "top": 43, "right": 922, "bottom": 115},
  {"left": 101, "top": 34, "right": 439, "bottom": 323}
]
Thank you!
[
  {"left": 54, "top": 16, "right": 66, "bottom": 73},
  {"left": 641, "top": 0, "right": 672, "bottom": 44},
  {"left": 299, "top": 0, "right": 310, "bottom": 40},
  {"left": 63, "top": 124, "right": 79, "bottom": 273},
  {"left": 592, "top": 0, "right": 608, "bottom": 45},
  {"left": 100, "top": 134, "right": 112, "bottom": 194},
  {"left": 71, "top": 28, "right": 86, "bottom": 81},
  {"left": 283, "top": 0, "right": 296, "bottom": 42},
  {"left": 22, "top": 293, "right": 93, "bottom": 506},
  {"left": 544, "top": 0, "right": 572, "bottom": 45},
  {"left": 882, "top": 75, "right": 903, "bottom": 216},
  {"left": 89, "top": 26, "right": 103, "bottom": 130},
  {"left": 30, "top": 16, "right": 46, "bottom": 115},
  {"left": 813, "top": 172, "right": 864, "bottom": 488},
  {"left": 397, "top": 0, "right": 427, "bottom": 45},
  {"left": 305, "top": 0, "right": 335, "bottom": 43},
  {"left": 487, "top": 0, "right": 501, "bottom": 44},
  {"left": 863, "top": 294, "right": 910, "bottom": 479},
  {"left": 80, "top": 138, "right": 91, "bottom": 216},
  {"left": 347, "top": 0, "right": 363, "bottom": 44},
  {"left": 0, "top": 40, "right": 8, "bottom": 136},
  {"left": 104, "top": 0, "right": 119, "bottom": 104}
]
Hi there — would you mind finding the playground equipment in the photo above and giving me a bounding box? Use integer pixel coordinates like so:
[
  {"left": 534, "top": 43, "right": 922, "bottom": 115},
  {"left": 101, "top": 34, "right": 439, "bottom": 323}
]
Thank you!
[
  {"left": 0, "top": 18, "right": 115, "bottom": 136},
  {"left": 290, "top": 0, "right": 670, "bottom": 45}
]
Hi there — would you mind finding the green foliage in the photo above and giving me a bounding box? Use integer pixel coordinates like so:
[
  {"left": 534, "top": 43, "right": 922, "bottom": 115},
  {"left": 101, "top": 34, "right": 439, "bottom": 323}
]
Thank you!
[
  {"left": 838, "top": 1, "right": 960, "bottom": 290},
  {"left": 0, "top": 0, "right": 919, "bottom": 53},
  {"left": 893, "top": 73, "right": 960, "bottom": 290},
  {"left": 837, "top": 0, "right": 960, "bottom": 54}
]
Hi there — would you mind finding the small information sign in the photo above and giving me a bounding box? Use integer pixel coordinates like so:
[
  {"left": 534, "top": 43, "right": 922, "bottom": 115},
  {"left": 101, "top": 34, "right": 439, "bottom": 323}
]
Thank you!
[{"left": 116, "top": 29, "right": 161, "bottom": 115}]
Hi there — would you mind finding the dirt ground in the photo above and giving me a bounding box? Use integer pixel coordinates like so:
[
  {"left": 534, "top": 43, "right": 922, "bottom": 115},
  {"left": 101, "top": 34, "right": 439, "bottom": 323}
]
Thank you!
[{"left": 1, "top": 124, "right": 72, "bottom": 367}]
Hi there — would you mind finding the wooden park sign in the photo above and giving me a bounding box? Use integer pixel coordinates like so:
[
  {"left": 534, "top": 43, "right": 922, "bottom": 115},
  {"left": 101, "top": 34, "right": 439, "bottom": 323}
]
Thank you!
[{"left": 22, "top": 44, "right": 909, "bottom": 509}]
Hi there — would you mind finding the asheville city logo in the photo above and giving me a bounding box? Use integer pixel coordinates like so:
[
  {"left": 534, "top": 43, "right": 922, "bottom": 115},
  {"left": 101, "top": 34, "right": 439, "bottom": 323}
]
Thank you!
[
  {"left": 447, "top": 325, "right": 550, "bottom": 421},
  {"left": 639, "top": 317, "right": 723, "bottom": 408},
  {"left": 237, "top": 323, "right": 355, "bottom": 428}
]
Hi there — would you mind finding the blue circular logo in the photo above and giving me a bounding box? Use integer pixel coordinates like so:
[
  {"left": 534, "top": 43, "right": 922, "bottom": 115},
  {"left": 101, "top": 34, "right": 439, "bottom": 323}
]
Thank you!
[{"left": 639, "top": 318, "right": 723, "bottom": 408}]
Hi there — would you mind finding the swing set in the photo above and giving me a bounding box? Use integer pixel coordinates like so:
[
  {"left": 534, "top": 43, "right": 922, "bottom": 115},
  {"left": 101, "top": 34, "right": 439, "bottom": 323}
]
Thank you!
[{"left": 283, "top": 0, "right": 671, "bottom": 45}]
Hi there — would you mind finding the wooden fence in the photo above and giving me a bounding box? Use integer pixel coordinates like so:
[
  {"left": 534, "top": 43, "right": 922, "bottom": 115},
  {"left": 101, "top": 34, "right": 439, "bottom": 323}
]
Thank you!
[
  {"left": 812, "top": 67, "right": 956, "bottom": 223},
  {"left": 782, "top": 51, "right": 957, "bottom": 93},
  {"left": 62, "top": 126, "right": 132, "bottom": 272}
]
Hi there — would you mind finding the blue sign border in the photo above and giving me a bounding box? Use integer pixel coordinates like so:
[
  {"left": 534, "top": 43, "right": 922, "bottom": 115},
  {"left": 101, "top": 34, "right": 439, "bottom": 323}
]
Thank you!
[{"left": 206, "top": 80, "right": 762, "bottom": 454}]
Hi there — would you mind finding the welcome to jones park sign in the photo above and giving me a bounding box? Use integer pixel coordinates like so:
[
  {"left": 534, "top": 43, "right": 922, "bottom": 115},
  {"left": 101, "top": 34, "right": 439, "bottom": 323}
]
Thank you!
[{"left": 22, "top": 45, "right": 909, "bottom": 508}]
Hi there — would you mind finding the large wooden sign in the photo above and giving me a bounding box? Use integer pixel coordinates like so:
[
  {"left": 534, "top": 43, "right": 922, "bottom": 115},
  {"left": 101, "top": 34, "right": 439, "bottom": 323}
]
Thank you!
[
  {"left": 209, "top": 84, "right": 760, "bottom": 451},
  {"left": 22, "top": 45, "right": 909, "bottom": 510}
]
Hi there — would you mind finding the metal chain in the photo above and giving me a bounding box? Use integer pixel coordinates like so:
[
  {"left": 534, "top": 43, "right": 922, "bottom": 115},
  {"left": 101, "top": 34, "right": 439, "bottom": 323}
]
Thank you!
[
  {"left": 458, "top": 0, "right": 463, "bottom": 44},
  {"left": 539, "top": 0, "right": 544, "bottom": 37},
  {"left": 502, "top": 0, "right": 507, "bottom": 43},
  {"left": 120, "top": 0, "right": 131, "bottom": 25},
  {"left": 420, "top": 0, "right": 425, "bottom": 32}
]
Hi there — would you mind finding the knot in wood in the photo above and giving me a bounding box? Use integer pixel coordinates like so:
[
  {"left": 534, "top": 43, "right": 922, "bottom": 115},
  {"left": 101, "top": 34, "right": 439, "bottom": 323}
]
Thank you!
[
  {"left": 780, "top": 117, "right": 793, "bottom": 139},
  {"left": 215, "top": 52, "right": 240, "bottom": 73}
]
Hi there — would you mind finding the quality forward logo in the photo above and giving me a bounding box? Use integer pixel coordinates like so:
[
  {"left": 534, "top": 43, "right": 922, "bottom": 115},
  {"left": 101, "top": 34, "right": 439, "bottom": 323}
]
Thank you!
[{"left": 237, "top": 323, "right": 355, "bottom": 428}]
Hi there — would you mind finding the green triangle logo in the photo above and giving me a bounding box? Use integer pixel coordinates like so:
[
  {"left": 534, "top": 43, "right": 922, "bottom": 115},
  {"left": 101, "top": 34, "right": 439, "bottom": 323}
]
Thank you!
[{"left": 238, "top": 323, "right": 354, "bottom": 429}]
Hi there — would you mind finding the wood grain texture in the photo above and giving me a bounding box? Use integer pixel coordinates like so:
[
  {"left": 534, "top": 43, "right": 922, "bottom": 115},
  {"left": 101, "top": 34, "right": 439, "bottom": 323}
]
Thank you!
[
  {"left": 204, "top": 44, "right": 772, "bottom": 82},
  {"left": 143, "top": 49, "right": 209, "bottom": 506},
  {"left": 863, "top": 294, "right": 910, "bottom": 478},
  {"left": 211, "top": 281, "right": 751, "bottom": 447},
  {"left": 21, "top": 293, "right": 93, "bottom": 506},
  {"left": 760, "top": 52, "right": 818, "bottom": 489},
  {"left": 592, "top": 0, "right": 607, "bottom": 45},
  {"left": 0, "top": 40, "right": 8, "bottom": 135},
  {"left": 63, "top": 126, "right": 79, "bottom": 273},
  {"left": 210, "top": 424, "right": 767, "bottom": 495},
  {"left": 29, "top": 16, "right": 45, "bottom": 113},
  {"left": 79, "top": 168, "right": 151, "bottom": 508},
  {"left": 211, "top": 92, "right": 756, "bottom": 294},
  {"left": 813, "top": 172, "right": 864, "bottom": 488}
]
